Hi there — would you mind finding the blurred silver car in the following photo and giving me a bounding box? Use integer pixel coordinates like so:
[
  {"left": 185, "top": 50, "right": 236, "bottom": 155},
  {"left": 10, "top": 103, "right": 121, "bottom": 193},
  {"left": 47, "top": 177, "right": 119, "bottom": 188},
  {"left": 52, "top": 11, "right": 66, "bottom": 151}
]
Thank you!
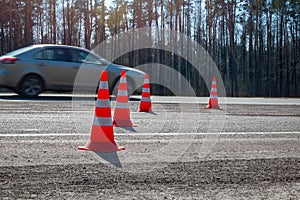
[{"left": 0, "top": 44, "right": 145, "bottom": 97}]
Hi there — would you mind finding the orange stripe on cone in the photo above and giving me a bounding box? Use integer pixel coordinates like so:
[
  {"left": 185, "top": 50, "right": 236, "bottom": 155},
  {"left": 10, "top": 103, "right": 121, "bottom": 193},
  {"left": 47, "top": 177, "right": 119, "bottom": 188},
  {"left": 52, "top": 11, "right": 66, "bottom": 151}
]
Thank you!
[
  {"left": 205, "top": 76, "right": 220, "bottom": 109},
  {"left": 116, "top": 95, "right": 128, "bottom": 103},
  {"left": 97, "top": 89, "right": 110, "bottom": 99},
  {"left": 95, "top": 107, "right": 111, "bottom": 118},
  {"left": 138, "top": 74, "right": 152, "bottom": 112},
  {"left": 78, "top": 70, "right": 125, "bottom": 152},
  {"left": 113, "top": 70, "right": 136, "bottom": 127},
  {"left": 118, "top": 82, "right": 127, "bottom": 90}
]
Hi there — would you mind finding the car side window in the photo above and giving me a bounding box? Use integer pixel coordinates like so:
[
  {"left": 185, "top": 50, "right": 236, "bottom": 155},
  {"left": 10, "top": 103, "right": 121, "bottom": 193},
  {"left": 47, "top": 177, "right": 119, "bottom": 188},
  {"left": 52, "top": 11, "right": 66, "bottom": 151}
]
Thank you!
[
  {"left": 66, "top": 49, "right": 88, "bottom": 63},
  {"left": 66, "top": 49, "right": 103, "bottom": 64},
  {"left": 35, "top": 49, "right": 66, "bottom": 62},
  {"left": 35, "top": 47, "right": 106, "bottom": 65}
]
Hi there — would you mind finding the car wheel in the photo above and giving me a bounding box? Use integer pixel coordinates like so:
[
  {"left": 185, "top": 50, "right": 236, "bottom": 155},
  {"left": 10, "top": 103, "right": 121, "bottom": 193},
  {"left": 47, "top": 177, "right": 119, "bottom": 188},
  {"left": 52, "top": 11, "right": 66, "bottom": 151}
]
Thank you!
[{"left": 17, "top": 75, "right": 43, "bottom": 97}]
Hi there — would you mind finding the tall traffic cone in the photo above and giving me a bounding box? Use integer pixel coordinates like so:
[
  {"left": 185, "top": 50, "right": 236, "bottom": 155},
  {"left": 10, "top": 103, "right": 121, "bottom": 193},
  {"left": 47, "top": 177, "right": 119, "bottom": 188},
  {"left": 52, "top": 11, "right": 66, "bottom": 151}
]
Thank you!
[
  {"left": 78, "top": 71, "right": 125, "bottom": 152},
  {"left": 205, "top": 76, "right": 220, "bottom": 109},
  {"left": 138, "top": 73, "right": 152, "bottom": 112},
  {"left": 112, "top": 70, "right": 136, "bottom": 127}
]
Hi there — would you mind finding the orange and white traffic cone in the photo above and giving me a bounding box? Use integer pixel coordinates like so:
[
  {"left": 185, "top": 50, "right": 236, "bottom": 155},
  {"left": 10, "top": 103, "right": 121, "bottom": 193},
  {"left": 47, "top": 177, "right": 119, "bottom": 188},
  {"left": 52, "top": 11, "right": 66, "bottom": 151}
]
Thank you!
[
  {"left": 138, "top": 73, "right": 152, "bottom": 112},
  {"left": 205, "top": 76, "right": 220, "bottom": 109},
  {"left": 112, "top": 70, "right": 136, "bottom": 127},
  {"left": 78, "top": 71, "right": 125, "bottom": 152}
]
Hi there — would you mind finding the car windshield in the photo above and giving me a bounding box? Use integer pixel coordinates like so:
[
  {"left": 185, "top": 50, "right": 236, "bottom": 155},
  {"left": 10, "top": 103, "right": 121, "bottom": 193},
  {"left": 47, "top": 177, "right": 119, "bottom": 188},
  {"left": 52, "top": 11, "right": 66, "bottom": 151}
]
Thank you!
[{"left": 4, "top": 45, "right": 36, "bottom": 56}]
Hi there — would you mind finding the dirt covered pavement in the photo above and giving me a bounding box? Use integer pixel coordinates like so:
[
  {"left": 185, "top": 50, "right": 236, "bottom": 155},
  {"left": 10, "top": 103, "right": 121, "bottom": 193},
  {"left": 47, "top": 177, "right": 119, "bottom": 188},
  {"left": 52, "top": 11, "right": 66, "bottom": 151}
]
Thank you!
[
  {"left": 1, "top": 158, "right": 299, "bottom": 199},
  {"left": 0, "top": 96, "right": 299, "bottom": 199}
]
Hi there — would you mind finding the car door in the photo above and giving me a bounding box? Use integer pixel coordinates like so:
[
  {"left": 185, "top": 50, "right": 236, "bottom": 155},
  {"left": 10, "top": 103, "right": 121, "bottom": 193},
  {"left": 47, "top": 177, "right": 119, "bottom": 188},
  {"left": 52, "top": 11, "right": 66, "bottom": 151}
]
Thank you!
[{"left": 34, "top": 47, "right": 79, "bottom": 90}]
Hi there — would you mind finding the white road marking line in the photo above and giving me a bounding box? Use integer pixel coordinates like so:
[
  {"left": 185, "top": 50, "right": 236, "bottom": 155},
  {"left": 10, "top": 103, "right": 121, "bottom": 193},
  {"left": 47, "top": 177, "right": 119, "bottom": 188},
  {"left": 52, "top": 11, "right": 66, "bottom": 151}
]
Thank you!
[
  {"left": 1, "top": 138, "right": 298, "bottom": 144},
  {"left": 1, "top": 93, "right": 300, "bottom": 105},
  {"left": 0, "top": 131, "right": 299, "bottom": 137}
]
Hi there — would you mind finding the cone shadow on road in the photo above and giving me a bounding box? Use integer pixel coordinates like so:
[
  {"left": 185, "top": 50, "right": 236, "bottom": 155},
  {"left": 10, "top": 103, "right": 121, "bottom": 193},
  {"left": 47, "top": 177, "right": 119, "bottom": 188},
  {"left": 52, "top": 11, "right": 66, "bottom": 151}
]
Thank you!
[
  {"left": 94, "top": 151, "right": 123, "bottom": 168},
  {"left": 148, "top": 111, "right": 157, "bottom": 115},
  {"left": 138, "top": 110, "right": 157, "bottom": 115},
  {"left": 117, "top": 126, "right": 137, "bottom": 132}
]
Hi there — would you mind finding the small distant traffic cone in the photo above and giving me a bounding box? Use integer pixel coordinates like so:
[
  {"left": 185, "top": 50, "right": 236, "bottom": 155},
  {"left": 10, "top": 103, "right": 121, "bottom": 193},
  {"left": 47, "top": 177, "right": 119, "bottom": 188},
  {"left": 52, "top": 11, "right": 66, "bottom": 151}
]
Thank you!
[
  {"left": 78, "top": 71, "right": 125, "bottom": 152},
  {"left": 205, "top": 76, "right": 220, "bottom": 109},
  {"left": 112, "top": 70, "right": 136, "bottom": 127},
  {"left": 138, "top": 74, "right": 152, "bottom": 112}
]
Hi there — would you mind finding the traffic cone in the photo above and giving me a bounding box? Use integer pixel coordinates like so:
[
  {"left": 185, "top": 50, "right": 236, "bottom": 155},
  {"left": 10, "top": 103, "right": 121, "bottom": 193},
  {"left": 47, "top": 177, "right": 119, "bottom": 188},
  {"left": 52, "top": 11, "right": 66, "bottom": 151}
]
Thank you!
[
  {"left": 205, "top": 76, "right": 220, "bottom": 109},
  {"left": 138, "top": 73, "right": 152, "bottom": 112},
  {"left": 112, "top": 70, "right": 136, "bottom": 127},
  {"left": 78, "top": 71, "right": 125, "bottom": 152}
]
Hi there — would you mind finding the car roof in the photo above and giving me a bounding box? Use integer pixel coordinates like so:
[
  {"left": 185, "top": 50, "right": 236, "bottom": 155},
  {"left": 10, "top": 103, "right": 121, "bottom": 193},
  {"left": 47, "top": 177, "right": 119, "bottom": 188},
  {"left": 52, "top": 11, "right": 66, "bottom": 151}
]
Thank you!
[
  {"left": 31, "top": 44, "right": 88, "bottom": 51},
  {"left": 3, "top": 44, "right": 90, "bottom": 57}
]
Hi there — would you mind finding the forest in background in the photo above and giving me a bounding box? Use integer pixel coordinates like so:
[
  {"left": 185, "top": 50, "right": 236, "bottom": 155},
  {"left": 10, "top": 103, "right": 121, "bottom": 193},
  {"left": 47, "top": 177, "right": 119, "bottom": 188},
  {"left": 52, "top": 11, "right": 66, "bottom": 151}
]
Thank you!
[{"left": 0, "top": 0, "right": 299, "bottom": 97}]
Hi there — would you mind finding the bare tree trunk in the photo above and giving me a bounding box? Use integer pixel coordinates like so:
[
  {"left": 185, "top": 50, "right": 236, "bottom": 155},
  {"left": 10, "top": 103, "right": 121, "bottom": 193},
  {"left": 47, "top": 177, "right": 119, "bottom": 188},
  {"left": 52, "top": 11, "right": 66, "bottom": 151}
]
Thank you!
[
  {"left": 254, "top": 0, "right": 259, "bottom": 96},
  {"left": 53, "top": 0, "right": 57, "bottom": 43},
  {"left": 225, "top": 0, "right": 238, "bottom": 96},
  {"left": 25, "top": 0, "right": 32, "bottom": 46},
  {"left": 248, "top": 0, "right": 254, "bottom": 95},
  {"left": 84, "top": 0, "right": 91, "bottom": 49},
  {"left": 265, "top": 4, "right": 271, "bottom": 96}
]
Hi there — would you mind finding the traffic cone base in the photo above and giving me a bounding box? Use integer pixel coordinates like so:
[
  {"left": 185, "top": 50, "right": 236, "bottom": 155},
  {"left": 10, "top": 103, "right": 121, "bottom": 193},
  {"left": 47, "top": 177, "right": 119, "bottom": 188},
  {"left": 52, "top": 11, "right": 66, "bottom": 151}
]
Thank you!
[
  {"left": 205, "top": 98, "right": 220, "bottom": 109},
  {"left": 138, "top": 102, "right": 152, "bottom": 112},
  {"left": 205, "top": 99, "right": 220, "bottom": 109},
  {"left": 78, "top": 141, "right": 125, "bottom": 153}
]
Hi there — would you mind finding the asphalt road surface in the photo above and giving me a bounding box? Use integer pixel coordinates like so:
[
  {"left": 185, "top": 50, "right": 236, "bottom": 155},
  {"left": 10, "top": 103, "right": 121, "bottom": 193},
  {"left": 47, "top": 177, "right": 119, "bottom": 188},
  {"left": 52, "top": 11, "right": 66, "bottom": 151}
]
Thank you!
[{"left": 0, "top": 94, "right": 299, "bottom": 199}]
